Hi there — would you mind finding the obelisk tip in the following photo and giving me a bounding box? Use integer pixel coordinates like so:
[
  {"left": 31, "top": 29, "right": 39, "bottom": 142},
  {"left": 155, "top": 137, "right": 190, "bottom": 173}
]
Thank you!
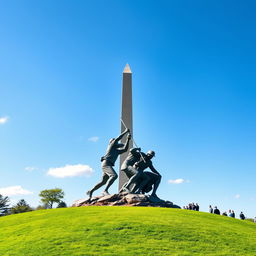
[{"left": 123, "top": 63, "right": 132, "bottom": 73}]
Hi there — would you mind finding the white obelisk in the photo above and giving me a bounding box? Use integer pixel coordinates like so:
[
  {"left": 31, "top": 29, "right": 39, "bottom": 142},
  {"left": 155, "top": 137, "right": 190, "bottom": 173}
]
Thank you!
[{"left": 119, "top": 64, "right": 133, "bottom": 190}]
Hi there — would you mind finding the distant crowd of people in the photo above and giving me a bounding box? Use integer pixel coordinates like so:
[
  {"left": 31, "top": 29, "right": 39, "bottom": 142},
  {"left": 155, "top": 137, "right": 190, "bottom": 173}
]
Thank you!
[
  {"left": 209, "top": 205, "right": 246, "bottom": 220},
  {"left": 182, "top": 203, "right": 249, "bottom": 220},
  {"left": 183, "top": 203, "right": 200, "bottom": 211}
]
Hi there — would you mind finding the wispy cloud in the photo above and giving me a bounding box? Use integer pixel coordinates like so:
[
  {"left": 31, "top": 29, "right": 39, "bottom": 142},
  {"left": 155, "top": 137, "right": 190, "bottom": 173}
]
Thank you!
[
  {"left": 47, "top": 164, "right": 94, "bottom": 178},
  {"left": 168, "top": 178, "right": 189, "bottom": 184},
  {"left": 0, "top": 116, "right": 9, "bottom": 124},
  {"left": 0, "top": 186, "right": 33, "bottom": 196},
  {"left": 235, "top": 194, "right": 240, "bottom": 199},
  {"left": 88, "top": 136, "right": 99, "bottom": 142},
  {"left": 25, "top": 166, "right": 38, "bottom": 172}
]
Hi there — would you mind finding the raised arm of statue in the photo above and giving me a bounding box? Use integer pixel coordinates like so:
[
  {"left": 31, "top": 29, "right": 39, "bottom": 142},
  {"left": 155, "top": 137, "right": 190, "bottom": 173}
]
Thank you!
[
  {"left": 114, "top": 128, "right": 129, "bottom": 143},
  {"left": 119, "top": 134, "right": 131, "bottom": 153}
]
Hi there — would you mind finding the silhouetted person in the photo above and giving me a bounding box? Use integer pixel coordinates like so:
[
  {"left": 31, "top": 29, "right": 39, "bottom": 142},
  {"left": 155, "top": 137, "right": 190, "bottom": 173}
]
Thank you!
[
  {"left": 213, "top": 206, "right": 220, "bottom": 215},
  {"left": 229, "top": 210, "right": 235, "bottom": 218},
  {"left": 209, "top": 205, "right": 213, "bottom": 213},
  {"left": 87, "top": 129, "right": 131, "bottom": 199},
  {"left": 222, "top": 212, "right": 228, "bottom": 216},
  {"left": 195, "top": 203, "right": 199, "bottom": 211},
  {"left": 239, "top": 212, "right": 245, "bottom": 220}
]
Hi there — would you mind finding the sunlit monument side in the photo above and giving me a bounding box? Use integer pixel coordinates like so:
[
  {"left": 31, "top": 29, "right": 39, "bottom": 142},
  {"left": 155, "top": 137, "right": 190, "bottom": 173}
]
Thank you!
[{"left": 119, "top": 63, "right": 133, "bottom": 191}]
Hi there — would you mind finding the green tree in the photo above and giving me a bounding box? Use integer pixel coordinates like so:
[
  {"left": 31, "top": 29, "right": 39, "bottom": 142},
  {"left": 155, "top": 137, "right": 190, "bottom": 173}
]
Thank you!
[
  {"left": 10, "top": 199, "right": 33, "bottom": 214},
  {"left": 0, "top": 194, "right": 10, "bottom": 216},
  {"left": 57, "top": 201, "right": 67, "bottom": 208},
  {"left": 35, "top": 204, "right": 47, "bottom": 210},
  {"left": 39, "top": 188, "right": 64, "bottom": 208}
]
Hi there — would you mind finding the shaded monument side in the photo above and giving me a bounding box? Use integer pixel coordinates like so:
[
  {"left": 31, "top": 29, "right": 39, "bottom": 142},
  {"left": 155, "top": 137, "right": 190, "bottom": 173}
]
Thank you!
[{"left": 119, "top": 64, "right": 133, "bottom": 190}]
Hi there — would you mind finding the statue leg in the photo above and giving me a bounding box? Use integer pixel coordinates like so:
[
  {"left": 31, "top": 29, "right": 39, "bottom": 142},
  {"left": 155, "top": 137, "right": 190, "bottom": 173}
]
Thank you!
[
  {"left": 87, "top": 173, "right": 109, "bottom": 199},
  {"left": 131, "top": 182, "right": 140, "bottom": 193},
  {"left": 124, "top": 168, "right": 141, "bottom": 192},
  {"left": 137, "top": 173, "right": 151, "bottom": 194},
  {"left": 119, "top": 167, "right": 134, "bottom": 193},
  {"left": 103, "top": 165, "right": 118, "bottom": 194},
  {"left": 151, "top": 174, "right": 162, "bottom": 197}
]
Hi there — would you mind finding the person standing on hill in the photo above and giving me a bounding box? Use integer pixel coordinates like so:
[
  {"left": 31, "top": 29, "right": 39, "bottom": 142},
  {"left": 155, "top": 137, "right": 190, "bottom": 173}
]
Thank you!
[
  {"left": 209, "top": 205, "right": 213, "bottom": 213},
  {"left": 230, "top": 210, "right": 235, "bottom": 218},
  {"left": 239, "top": 212, "right": 245, "bottom": 220},
  {"left": 87, "top": 128, "right": 131, "bottom": 200},
  {"left": 213, "top": 206, "right": 220, "bottom": 215}
]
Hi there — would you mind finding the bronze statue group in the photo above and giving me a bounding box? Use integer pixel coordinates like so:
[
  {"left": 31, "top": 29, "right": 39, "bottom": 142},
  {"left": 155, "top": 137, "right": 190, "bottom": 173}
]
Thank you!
[{"left": 87, "top": 128, "right": 162, "bottom": 201}]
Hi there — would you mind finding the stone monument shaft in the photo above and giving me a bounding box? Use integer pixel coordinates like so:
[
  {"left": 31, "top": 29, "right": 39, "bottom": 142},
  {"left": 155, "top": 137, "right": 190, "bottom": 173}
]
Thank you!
[{"left": 119, "top": 64, "right": 133, "bottom": 190}]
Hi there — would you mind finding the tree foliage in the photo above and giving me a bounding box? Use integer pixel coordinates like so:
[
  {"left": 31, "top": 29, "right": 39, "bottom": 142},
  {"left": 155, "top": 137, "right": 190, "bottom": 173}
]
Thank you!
[
  {"left": 10, "top": 199, "right": 33, "bottom": 214},
  {"left": 0, "top": 194, "right": 10, "bottom": 216},
  {"left": 39, "top": 188, "right": 64, "bottom": 208},
  {"left": 57, "top": 201, "right": 67, "bottom": 208},
  {"left": 35, "top": 205, "right": 48, "bottom": 210}
]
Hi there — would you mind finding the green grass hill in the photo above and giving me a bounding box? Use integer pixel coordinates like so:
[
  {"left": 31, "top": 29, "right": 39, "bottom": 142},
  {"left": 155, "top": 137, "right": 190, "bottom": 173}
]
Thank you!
[{"left": 0, "top": 206, "right": 255, "bottom": 256}]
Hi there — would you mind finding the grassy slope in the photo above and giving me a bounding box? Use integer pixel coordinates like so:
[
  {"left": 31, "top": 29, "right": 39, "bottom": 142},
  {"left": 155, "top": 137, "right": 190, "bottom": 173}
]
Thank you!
[{"left": 0, "top": 207, "right": 255, "bottom": 256}]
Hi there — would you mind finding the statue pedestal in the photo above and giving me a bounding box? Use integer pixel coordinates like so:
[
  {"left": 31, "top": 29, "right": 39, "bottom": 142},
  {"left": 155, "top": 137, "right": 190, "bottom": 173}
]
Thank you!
[{"left": 72, "top": 193, "right": 180, "bottom": 208}]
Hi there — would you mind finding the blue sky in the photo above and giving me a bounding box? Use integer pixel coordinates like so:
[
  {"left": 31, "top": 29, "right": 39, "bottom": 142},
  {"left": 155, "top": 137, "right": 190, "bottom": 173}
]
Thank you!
[{"left": 0, "top": 1, "right": 256, "bottom": 217}]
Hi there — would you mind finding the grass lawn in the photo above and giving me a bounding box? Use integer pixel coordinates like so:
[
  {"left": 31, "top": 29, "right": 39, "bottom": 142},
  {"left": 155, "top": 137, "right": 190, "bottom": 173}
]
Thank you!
[{"left": 0, "top": 206, "right": 255, "bottom": 256}]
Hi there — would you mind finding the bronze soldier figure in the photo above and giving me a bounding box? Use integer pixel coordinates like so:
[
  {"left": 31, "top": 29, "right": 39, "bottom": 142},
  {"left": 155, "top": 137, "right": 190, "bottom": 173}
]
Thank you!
[
  {"left": 86, "top": 128, "right": 131, "bottom": 199},
  {"left": 123, "top": 150, "right": 162, "bottom": 198}
]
